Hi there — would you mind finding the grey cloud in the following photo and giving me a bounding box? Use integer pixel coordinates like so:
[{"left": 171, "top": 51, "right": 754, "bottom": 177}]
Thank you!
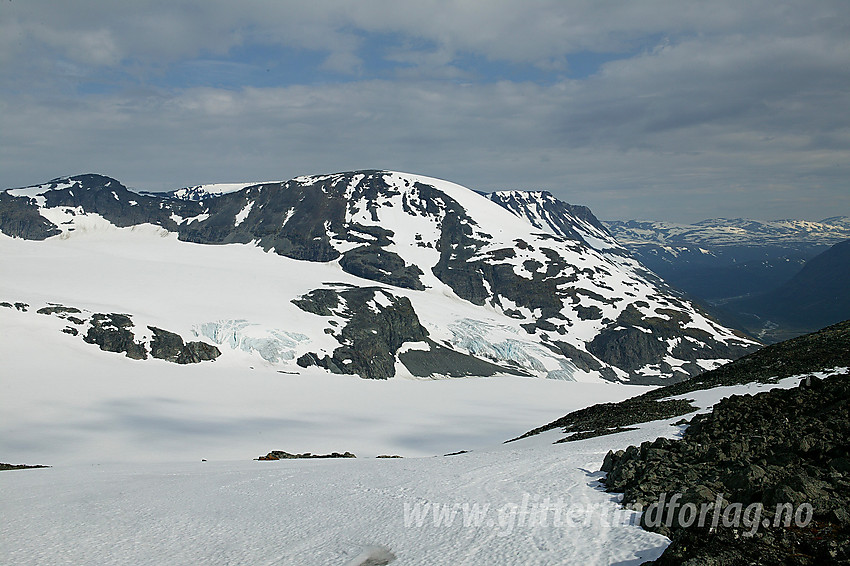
[{"left": 1, "top": 1, "right": 849, "bottom": 222}]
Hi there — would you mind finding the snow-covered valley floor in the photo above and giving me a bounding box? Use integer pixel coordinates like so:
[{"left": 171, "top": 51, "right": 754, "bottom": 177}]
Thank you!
[
  {"left": 1, "top": 440, "right": 672, "bottom": 565},
  {"left": 0, "top": 306, "right": 673, "bottom": 566},
  {"left": 0, "top": 222, "right": 789, "bottom": 565}
]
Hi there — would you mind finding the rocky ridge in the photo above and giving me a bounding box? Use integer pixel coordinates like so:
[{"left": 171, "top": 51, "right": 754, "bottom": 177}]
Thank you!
[
  {"left": 514, "top": 319, "right": 850, "bottom": 443},
  {"left": 515, "top": 319, "right": 850, "bottom": 564}
]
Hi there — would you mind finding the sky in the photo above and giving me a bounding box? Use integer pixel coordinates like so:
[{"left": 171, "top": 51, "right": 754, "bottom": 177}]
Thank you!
[{"left": 1, "top": 1, "right": 848, "bottom": 222}]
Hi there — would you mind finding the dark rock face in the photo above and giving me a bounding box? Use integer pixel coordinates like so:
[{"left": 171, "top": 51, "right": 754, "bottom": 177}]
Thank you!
[
  {"left": 339, "top": 245, "right": 425, "bottom": 290},
  {"left": 588, "top": 304, "right": 754, "bottom": 385},
  {"left": 603, "top": 373, "right": 850, "bottom": 565},
  {"left": 148, "top": 326, "right": 221, "bottom": 364},
  {"left": 0, "top": 462, "right": 50, "bottom": 471},
  {"left": 41, "top": 174, "right": 199, "bottom": 230},
  {"left": 37, "top": 305, "right": 82, "bottom": 316},
  {"left": 588, "top": 326, "right": 668, "bottom": 373},
  {"left": 83, "top": 313, "right": 148, "bottom": 360},
  {"left": 176, "top": 173, "right": 425, "bottom": 287},
  {"left": 293, "top": 284, "right": 533, "bottom": 379},
  {"left": 294, "top": 286, "right": 428, "bottom": 379},
  {"left": 487, "top": 190, "right": 616, "bottom": 247},
  {"left": 0, "top": 192, "right": 60, "bottom": 239},
  {"left": 398, "top": 339, "right": 531, "bottom": 378},
  {"left": 430, "top": 189, "right": 574, "bottom": 326},
  {"left": 34, "top": 304, "right": 220, "bottom": 364}
]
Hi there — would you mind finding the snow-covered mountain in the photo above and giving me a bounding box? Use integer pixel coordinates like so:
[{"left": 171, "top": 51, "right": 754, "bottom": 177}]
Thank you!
[
  {"left": 1, "top": 171, "right": 756, "bottom": 384},
  {"left": 143, "top": 181, "right": 279, "bottom": 201}
]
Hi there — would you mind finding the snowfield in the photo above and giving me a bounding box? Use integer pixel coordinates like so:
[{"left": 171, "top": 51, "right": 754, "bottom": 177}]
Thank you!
[
  {"left": 0, "top": 444, "right": 670, "bottom": 566},
  {"left": 0, "top": 238, "right": 674, "bottom": 565},
  {"left": 0, "top": 220, "right": 670, "bottom": 564},
  {"left": 0, "top": 186, "right": 790, "bottom": 565}
]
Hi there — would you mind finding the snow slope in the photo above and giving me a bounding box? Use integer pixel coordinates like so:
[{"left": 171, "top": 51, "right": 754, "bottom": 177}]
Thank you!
[
  {"left": 0, "top": 275, "right": 667, "bottom": 565},
  {"left": 0, "top": 303, "right": 646, "bottom": 465}
]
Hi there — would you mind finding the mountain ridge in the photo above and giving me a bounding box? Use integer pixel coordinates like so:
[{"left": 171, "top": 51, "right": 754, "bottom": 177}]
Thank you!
[{"left": 1, "top": 170, "right": 757, "bottom": 384}]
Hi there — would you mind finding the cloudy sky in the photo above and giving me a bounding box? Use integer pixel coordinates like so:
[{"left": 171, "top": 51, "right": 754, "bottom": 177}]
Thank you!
[{"left": 2, "top": 1, "right": 848, "bottom": 221}]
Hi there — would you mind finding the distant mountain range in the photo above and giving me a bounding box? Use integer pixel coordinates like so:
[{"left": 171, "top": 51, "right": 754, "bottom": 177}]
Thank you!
[
  {"left": 1, "top": 171, "right": 756, "bottom": 384},
  {"left": 603, "top": 217, "right": 850, "bottom": 342},
  {"left": 607, "top": 217, "right": 850, "bottom": 249},
  {"left": 605, "top": 217, "right": 850, "bottom": 305}
]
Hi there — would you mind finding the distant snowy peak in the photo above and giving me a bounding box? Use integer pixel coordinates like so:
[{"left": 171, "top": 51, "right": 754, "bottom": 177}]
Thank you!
[
  {"left": 606, "top": 217, "right": 850, "bottom": 249},
  {"left": 486, "top": 190, "right": 622, "bottom": 251},
  {"left": 1, "top": 170, "right": 758, "bottom": 383},
  {"left": 162, "top": 182, "right": 278, "bottom": 201}
]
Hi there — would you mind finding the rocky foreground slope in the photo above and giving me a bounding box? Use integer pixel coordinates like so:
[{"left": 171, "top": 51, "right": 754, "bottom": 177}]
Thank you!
[
  {"left": 606, "top": 371, "right": 850, "bottom": 565},
  {"left": 518, "top": 320, "right": 850, "bottom": 565},
  {"left": 1, "top": 171, "right": 756, "bottom": 383}
]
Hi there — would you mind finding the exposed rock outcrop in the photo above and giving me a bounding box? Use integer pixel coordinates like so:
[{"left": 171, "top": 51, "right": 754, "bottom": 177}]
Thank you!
[
  {"left": 83, "top": 313, "right": 148, "bottom": 360},
  {"left": 294, "top": 285, "right": 428, "bottom": 379},
  {"left": 29, "top": 302, "right": 222, "bottom": 365},
  {"left": 603, "top": 372, "right": 850, "bottom": 565},
  {"left": 148, "top": 326, "right": 221, "bottom": 364},
  {"left": 256, "top": 451, "right": 356, "bottom": 460},
  {"left": 0, "top": 191, "right": 60, "bottom": 240},
  {"left": 0, "top": 462, "right": 50, "bottom": 471}
]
